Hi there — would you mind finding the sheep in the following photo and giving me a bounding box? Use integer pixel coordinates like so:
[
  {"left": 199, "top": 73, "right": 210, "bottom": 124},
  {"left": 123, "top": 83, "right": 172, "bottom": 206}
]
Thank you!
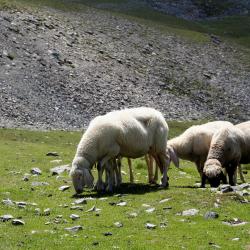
[
  {"left": 235, "top": 121, "right": 250, "bottom": 183},
  {"left": 70, "top": 107, "right": 170, "bottom": 194},
  {"left": 165, "top": 121, "right": 234, "bottom": 187},
  {"left": 203, "top": 126, "right": 246, "bottom": 187}
]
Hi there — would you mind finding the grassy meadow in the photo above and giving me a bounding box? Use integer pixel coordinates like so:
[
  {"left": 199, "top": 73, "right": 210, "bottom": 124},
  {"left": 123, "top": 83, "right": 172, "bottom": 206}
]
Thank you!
[{"left": 0, "top": 123, "right": 249, "bottom": 250}]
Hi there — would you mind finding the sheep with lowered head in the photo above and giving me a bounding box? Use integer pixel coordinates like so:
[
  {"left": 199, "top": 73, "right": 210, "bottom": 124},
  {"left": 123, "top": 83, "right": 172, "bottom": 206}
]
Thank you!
[
  {"left": 166, "top": 121, "right": 234, "bottom": 187},
  {"left": 70, "top": 107, "right": 170, "bottom": 194},
  {"left": 203, "top": 126, "right": 246, "bottom": 187}
]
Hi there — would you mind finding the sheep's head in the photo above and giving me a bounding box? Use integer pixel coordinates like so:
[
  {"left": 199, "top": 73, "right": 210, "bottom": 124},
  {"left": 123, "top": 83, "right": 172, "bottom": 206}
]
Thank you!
[
  {"left": 167, "top": 145, "right": 179, "bottom": 168},
  {"left": 203, "top": 159, "right": 224, "bottom": 187},
  {"left": 70, "top": 157, "right": 94, "bottom": 194}
]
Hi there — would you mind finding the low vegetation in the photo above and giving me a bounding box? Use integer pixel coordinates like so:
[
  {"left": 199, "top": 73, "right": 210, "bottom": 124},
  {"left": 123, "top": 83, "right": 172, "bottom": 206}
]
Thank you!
[{"left": 0, "top": 123, "right": 249, "bottom": 249}]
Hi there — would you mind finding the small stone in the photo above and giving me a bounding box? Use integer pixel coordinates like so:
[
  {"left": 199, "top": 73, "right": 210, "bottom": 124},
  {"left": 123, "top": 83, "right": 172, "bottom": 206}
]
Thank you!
[
  {"left": 44, "top": 208, "right": 51, "bottom": 216},
  {"left": 74, "top": 198, "right": 87, "bottom": 205},
  {"left": 204, "top": 211, "right": 219, "bottom": 219},
  {"left": 92, "top": 241, "right": 99, "bottom": 246},
  {"left": 59, "top": 185, "right": 70, "bottom": 191},
  {"left": 159, "top": 198, "right": 171, "bottom": 203},
  {"left": 145, "top": 207, "right": 155, "bottom": 213},
  {"left": 145, "top": 223, "right": 156, "bottom": 229},
  {"left": 160, "top": 222, "right": 167, "bottom": 228},
  {"left": 219, "top": 184, "right": 233, "bottom": 193},
  {"left": 64, "top": 225, "right": 83, "bottom": 232},
  {"left": 222, "top": 218, "right": 248, "bottom": 226},
  {"left": 70, "top": 214, "right": 80, "bottom": 220},
  {"left": 46, "top": 152, "right": 59, "bottom": 157},
  {"left": 103, "top": 232, "right": 112, "bottom": 236},
  {"left": 12, "top": 219, "right": 25, "bottom": 225},
  {"left": 142, "top": 204, "right": 151, "bottom": 207},
  {"left": 0, "top": 214, "right": 14, "bottom": 222},
  {"left": 15, "top": 201, "right": 27, "bottom": 207},
  {"left": 181, "top": 209, "right": 199, "bottom": 216},
  {"left": 114, "top": 222, "right": 123, "bottom": 228},
  {"left": 116, "top": 201, "right": 127, "bottom": 206},
  {"left": 31, "top": 168, "right": 42, "bottom": 175},
  {"left": 2, "top": 199, "right": 14, "bottom": 206},
  {"left": 86, "top": 205, "right": 101, "bottom": 212},
  {"left": 35, "top": 208, "right": 41, "bottom": 215},
  {"left": 50, "top": 165, "right": 70, "bottom": 175}
]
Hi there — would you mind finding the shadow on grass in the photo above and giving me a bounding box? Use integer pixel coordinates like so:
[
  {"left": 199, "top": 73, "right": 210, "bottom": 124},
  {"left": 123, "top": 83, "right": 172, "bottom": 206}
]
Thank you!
[{"left": 72, "top": 182, "right": 165, "bottom": 198}]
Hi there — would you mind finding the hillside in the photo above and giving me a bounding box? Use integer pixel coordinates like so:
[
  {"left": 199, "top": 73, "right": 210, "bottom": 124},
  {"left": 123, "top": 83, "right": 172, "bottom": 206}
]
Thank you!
[{"left": 0, "top": 0, "right": 250, "bottom": 129}]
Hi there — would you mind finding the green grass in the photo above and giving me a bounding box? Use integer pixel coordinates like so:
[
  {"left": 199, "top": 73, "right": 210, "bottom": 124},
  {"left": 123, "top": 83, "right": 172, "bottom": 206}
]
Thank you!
[{"left": 0, "top": 123, "right": 249, "bottom": 249}]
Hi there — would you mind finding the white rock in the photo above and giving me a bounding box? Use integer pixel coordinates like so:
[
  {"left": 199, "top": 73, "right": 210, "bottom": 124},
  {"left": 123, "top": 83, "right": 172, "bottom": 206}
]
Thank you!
[
  {"left": 44, "top": 208, "right": 51, "bottom": 216},
  {"left": 70, "top": 214, "right": 80, "bottom": 220},
  {"left": 145, "top": 223, "right": 156, "bottom": 229},
  {"left": 74, "top": 198, "right": 87, "bottom": 205},
  {"left": 2, "top": 199, "right": 14, "bottom": 206},
  {"left": 12, "top": 219, "right": 25, "bottom": 225},
  {"left": 159, "top": 198, "right": 171, "bottom": 203},
  {"left": 59, "top": 185, "right": 70, "bottom": 191},
  {"left": 0, "top": 214, "right": 14, "bottom": 222},
  {"left": 117, "top": 201, "right": 127, "bottom": 206},
  {"left": 181, "top": 209, "right": 199, "bottom": 216},
  {"left": 64, "top": 225, "right": 83, "bottom": 232},
  {"left": 31, "top": 168, "right": 42, "bottom": 175},
  {"left": 114, "top": 222, "right": 123, "bottom": 228},
  {"left": 145, "top": 207, "right": 155, "bottom": 213}
]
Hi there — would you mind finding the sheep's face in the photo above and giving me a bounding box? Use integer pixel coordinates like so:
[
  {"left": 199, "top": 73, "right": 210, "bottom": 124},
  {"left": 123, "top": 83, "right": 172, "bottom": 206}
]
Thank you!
[
  {"left": 203, "top": 159, "right": 223, "bottom": 188},
  {"left": 70, "top": 157, "right": 94, "bottom": 194}
]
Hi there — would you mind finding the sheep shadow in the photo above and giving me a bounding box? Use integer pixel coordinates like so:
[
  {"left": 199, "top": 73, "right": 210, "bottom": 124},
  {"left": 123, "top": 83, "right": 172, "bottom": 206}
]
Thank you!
[{"left": 72, "top": 182, "right": 165, "bottom": 198}]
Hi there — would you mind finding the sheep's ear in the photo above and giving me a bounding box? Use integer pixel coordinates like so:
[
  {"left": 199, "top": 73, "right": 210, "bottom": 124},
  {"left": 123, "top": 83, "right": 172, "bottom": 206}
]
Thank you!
[
  {"left": 168, "top": 146, "right": 179, "bottom": 168},
  {"left": 82, "top": 168, "right": 94, "bottom": 188}
]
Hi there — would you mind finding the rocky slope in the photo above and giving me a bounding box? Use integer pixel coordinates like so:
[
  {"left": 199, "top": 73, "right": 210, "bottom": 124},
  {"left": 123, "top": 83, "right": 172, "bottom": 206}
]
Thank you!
[{"left": 0, "top": 5, "right": 249, "bottom": 130}]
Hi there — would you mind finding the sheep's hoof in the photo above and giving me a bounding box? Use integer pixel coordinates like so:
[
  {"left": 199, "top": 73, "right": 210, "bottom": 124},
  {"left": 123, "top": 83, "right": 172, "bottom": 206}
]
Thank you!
[{"left": 94, "top": 181, "right": 105, "bottom": 192}]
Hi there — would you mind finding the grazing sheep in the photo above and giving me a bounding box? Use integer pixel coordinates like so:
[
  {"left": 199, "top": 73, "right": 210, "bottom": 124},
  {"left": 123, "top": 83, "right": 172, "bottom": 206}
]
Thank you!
[
  {"left": 203, "top": 126, "right": 246, "bottom": 187},
  {"left": 166, "top": 121, "right": 234, "bottom": 187},
  {"left": 70, "top": 107, "right": 169, "bottom": 194},
  {"left": 235, "top": 121, "right": 250, "bottom": 183}
]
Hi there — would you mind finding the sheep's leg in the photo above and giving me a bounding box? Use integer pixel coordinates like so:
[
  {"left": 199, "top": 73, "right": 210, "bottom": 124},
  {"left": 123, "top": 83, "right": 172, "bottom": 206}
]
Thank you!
[
  {"left": 156, "top": 152, "right": 169, "bottom": 187},
  {"left": 106, "top": 160, "right": 115, "bottom": 193},
  {"left": 145, "top": 155, "right": 152, "bottom": 183},
  {"left": 196, "top": 159, "right": 207, "bottom": 188},
  {"left": 127, "top": 158, "right": 134, "bottom": 183},
  {"left": 227, "top": 164, "right": 238, "bottom": 186},
  {"left": 95, "top": 162, "right": 106, "bottom": 192},
  {"left": 238, "top": 164, "right": 246, "bottom": 183},
  {"left": 153, "top": 162, "right": 159, "bottom": 184},
  {"left": 114, "top": 158, "right": 121, "bottom": 187}
]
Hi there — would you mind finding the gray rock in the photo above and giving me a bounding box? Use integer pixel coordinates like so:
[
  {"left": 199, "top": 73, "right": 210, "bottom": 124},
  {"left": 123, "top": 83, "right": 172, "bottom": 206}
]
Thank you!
[
  {"left": 181, "top": 208, "right": 199, "bottom": 216},
  {"left": 22, "top": 173, "right": 31, "bottom": 181},
  {"left": 30, "top": 168, "right": 42, "bottom": 175},
  {"left": 50, "top": 165, "right": 70, "bottom": 175},
  {"left": 0, "top": 214, "right": 14, "bottom": 222},
  {"left": 12, "top": 219, "right": 25, "bottom": 225},
  {"left": 70, "top": 214, "right": 80, "bottom": 220},
  {"left": 70, "top": 206, "right": 84, "bottom": 211},
  {"left": 204, "top": 211, "right": 219, "bottom": 219},
  {"left": 74, "top": 198, "right": 87, "bottom": 205},
  {"left": 43, "top": 208, "right": 51, "bottom": 216},
  {"left": 64, "top": 225, "right": 83, "bottom": 232},
  {"left": 2, "top": 199, "right": 14, "bottom": 206},
  {"left": 219, "top": 184, "right": 233, "bottom": 193}
]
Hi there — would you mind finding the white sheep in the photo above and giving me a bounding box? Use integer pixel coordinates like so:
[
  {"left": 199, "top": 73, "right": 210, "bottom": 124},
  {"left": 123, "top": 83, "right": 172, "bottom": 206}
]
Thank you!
[
  {"left": 203, "top": 126, "right": 246, "bottom": 187},
  {"left": 70, "top": 107, "right": 169, "bottom": 193},
  {"left": 166, "top": 121, "right": 234, "bottom": 187},
  {"left": 234, "top": 121, "right": 250, "bottom": 183}
]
